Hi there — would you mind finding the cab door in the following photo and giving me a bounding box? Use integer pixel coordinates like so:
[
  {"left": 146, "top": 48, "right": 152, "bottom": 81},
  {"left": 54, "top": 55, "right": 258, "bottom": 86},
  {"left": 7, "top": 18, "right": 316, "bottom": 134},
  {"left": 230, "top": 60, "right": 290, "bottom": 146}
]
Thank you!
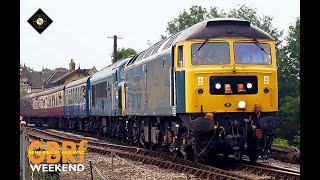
[{"left": 173, "top": 43, "right": 186, "bottom": 113}]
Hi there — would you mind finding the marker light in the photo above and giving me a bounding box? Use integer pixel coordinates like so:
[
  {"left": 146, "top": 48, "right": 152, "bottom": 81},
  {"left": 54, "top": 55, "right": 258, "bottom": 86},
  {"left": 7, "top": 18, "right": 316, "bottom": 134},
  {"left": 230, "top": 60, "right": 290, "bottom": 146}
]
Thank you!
[
  {"left": 197, "top": 88, "right": 204, "bottom": 94},
  {"left": 238, "top": 101, "right": 246, "bottom": 109},
  {"left": 215, "top": 83, "right": 221, "bottom": 89},
  {"left": 247, "top": 83, "right": 253, "bottom": 89},
  {"left": 224, "top": 84, "right": 232, "bottom": 94}
]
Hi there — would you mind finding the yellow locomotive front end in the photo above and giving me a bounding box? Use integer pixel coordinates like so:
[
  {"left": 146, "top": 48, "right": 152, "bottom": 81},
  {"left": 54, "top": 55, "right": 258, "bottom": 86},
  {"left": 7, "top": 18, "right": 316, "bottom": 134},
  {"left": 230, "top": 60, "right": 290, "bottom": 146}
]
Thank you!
[
  {"left": 177, "top": 38, "right": 278, "bottom": 114},
  {"left": 172, "top": 19, "right": 279, "bottom": 161}
]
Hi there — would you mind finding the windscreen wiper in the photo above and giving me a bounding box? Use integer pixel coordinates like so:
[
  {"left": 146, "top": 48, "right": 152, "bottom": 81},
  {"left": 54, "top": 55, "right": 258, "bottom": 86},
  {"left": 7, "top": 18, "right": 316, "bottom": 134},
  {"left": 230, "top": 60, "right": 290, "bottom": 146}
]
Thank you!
[
  {"left": 253, "top": 38, "right": 269, "bottom": 55},
  {"left": 192, "top": 38, "right": 209, "bottom": 57}
]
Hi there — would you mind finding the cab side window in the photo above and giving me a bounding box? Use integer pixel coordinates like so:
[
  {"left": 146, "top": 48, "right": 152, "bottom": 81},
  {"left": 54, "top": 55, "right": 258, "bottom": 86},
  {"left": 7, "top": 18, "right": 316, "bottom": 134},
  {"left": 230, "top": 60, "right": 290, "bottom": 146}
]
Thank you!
[{"left": 178, "top": 46, "right": 184, "bottom": 67}]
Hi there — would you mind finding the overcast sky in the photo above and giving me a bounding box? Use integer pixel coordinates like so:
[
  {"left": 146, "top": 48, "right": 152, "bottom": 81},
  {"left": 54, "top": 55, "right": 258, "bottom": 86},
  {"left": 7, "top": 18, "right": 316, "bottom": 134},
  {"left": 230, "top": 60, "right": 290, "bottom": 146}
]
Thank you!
[{"left": 20, "top": 0, "right": 300, "bottom": 71}]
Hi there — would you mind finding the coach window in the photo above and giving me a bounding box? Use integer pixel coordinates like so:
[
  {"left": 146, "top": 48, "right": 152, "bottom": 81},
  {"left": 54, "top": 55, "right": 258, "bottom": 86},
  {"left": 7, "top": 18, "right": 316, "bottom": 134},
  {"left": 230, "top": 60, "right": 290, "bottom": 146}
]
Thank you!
[
  {"left": 72, "top": 88, "right": 75, "bottom": 104},
  {"left": 178, "top": 45, "right": 184, "bottom": 67},
  {"left": 78, "top": 87, "right": 80, "bottom": 103},
  {"left": 74, "top": 88, "right": 77, "bottom": 104},
  {"left": 92, "top": 85, "right": 96, "bottom": 106},
  {"left": 70, "top": 89, "right": 72, "bottom": 104},
  {"left": 78, "top": 86, "right": 80, "bottom": 103},
  {"left": 106, "top": 82, "right": 110, "bottom": 98},
  {"left": 59, "top": 92, "right": 62, "bottom": 105},
  {"left": 56, "top": 93, "right": 59, "bottom": 106},
  {"left": 66, "top": 90, "right": 69, "bottom": 105},
  {"left": 77, "top": 87, "right": 79, "bottom": 104},
  {"left": 76, "top": 88, "right": 78, "bottom": 104},
  {"left": 77, "top": 87, "right": 80, "bottom": 104}
]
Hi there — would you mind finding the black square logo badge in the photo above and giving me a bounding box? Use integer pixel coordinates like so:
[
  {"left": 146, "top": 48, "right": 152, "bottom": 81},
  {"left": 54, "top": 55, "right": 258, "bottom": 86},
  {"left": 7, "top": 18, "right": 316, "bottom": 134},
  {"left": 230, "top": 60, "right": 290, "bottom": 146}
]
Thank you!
[{"left": 28, "top": 9, "right": 53, "bottom": 34}]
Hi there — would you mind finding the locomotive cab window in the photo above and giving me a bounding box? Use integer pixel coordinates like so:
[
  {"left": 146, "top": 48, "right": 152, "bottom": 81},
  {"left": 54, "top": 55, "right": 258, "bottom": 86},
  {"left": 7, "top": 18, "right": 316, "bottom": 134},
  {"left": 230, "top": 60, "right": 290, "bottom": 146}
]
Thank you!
[
  {"left": 178, "top": 45, "right": 184, "bottom": 67},
  {"left": 234, "top": 42, "right": 271, "bottom": 65},
  {"left": 191, "top": 42, "right": 230, "bottom": 65}
]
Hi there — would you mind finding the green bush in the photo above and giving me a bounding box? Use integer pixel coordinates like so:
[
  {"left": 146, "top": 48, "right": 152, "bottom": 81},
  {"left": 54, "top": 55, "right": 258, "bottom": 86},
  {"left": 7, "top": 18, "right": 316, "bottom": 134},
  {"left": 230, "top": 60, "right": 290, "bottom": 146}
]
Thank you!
[
  {"left": 276, "top": 96, "right": 300, "bottom": 144},
  {"left": 273, "top": 138, "right": 299, "bottom": 152}
]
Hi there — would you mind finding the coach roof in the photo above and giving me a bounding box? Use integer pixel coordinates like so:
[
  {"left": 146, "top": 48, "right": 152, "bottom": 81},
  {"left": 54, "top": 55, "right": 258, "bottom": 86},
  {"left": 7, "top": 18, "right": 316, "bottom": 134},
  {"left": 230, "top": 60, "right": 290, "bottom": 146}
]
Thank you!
[{"left": 65, "top": 76, "right": 90, "bottom": 89}]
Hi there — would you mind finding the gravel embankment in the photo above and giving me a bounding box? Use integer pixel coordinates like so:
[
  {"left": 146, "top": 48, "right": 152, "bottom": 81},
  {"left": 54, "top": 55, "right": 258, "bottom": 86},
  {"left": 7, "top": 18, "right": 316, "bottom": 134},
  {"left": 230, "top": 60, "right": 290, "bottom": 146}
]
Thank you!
[{"left": 60, "top": 152, "right": 201, "bottom": 180}]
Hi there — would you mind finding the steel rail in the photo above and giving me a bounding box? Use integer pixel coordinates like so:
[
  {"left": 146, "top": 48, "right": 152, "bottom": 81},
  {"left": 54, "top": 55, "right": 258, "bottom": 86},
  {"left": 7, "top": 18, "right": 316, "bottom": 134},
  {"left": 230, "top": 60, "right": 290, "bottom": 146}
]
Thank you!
[{"left": 27, "top": 128, "right": 251, "bottom": 180}]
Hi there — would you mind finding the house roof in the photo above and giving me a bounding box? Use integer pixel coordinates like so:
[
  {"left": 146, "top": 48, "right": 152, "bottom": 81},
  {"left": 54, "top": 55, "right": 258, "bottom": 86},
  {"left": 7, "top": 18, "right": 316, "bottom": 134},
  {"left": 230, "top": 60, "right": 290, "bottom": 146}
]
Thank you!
[
  {"left": 42, "top": 68, "right": 68, "bottom": 88},
  {"left": 50, "top": 68, "right": 89, "bottom": 84}
]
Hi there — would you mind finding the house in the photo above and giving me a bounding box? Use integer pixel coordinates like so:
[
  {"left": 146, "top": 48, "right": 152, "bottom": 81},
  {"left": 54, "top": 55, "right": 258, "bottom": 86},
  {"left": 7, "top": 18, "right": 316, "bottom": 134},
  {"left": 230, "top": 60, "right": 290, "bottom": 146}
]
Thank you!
[
  {"left": 42, "top": 59, "right": 97, "bottom": 89},
  {"left": 20, "top": 64, "right": 44, "bottom": 93}
]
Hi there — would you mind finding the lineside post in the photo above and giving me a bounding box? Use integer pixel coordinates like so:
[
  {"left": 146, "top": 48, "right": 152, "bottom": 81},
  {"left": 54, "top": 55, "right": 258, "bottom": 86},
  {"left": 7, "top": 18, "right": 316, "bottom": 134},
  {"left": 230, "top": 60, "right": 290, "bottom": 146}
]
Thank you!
[
  {"left": 111, "top": 151, "right": 115, "bottom": 180},
  {"left": 90, "top": 161, "right": 93, "bottom": 180},
  {"left": 20, "top": 117, "right": 26, "bottom": 180}
]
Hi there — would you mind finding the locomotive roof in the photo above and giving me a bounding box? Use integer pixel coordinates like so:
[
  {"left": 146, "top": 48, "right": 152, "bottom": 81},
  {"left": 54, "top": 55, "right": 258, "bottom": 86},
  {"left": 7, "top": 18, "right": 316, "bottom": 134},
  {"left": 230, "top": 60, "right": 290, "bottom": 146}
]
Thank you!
[
  {"left": 90, "top": 57, "right": 130, "bottom": 84},
  {"left": 173, "top": 18, "right": 273, "bottom": 42},
  {"left": 126, "top": 18, "right": 273, "bottom": 67}
]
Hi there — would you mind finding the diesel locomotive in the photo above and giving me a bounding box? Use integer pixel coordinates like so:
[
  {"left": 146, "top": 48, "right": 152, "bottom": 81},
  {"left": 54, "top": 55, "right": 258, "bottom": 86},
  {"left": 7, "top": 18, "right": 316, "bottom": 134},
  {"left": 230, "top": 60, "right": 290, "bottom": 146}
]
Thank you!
[{"left": 20, "top": 18, "right": 279, "bottom": 162}]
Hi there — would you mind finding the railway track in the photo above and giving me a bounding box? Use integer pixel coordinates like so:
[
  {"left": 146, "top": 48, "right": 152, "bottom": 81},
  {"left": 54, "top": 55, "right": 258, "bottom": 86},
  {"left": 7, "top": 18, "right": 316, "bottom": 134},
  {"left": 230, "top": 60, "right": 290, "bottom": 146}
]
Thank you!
[
  {"left": 231, "top": 161, "right": 300, "bottom": 180},
  {"left": 27, "top": 128, "right": 300, "bottom": 180}
]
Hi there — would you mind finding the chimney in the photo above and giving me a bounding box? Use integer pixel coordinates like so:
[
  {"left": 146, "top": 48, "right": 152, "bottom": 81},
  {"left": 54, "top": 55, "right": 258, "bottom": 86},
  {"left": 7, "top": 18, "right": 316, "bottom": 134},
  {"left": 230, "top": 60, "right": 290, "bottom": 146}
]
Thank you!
[{"left": 69, "top": 59, "right": 75, "bottom": 71}]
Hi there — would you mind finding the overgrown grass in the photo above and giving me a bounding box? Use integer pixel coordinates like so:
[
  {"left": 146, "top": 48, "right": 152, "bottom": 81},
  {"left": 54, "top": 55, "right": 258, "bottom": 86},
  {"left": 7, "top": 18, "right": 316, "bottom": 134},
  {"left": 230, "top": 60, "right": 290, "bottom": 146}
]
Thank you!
[{"left": 273, "top": 138, "right": 300, "bottom": 153}]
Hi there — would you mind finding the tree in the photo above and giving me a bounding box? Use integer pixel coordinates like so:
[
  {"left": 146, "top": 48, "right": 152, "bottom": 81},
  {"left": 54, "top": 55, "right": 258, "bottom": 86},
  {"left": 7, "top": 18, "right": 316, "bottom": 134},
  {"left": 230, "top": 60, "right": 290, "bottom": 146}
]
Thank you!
[
  {"left": 228, "top": 5, "right": 283, "bottom": 48},
  {"left": 20, "top": 89, "right": 28, "bottom": 98},
  {"left": 117, "top": 48, "right": 137, "bottom": 60},
  {"left": 277, "top": 18, "right": 300, "bottom": 102},
  {"left": 166, "top": 6, "right": 209, "bottom": 35},
  {"left": 277, "top": 96, "right": 300, "bottom": 144},
  {"left": 26, "top": 66, "right": 34, "bottom": 72},
  {"left": 166, "top": 5, "right": 283, "bottom": 48},
  {"left": 276, "top": 18, "right": 300, "bottom": 148},
  {"left": 42, "top": 68, "right": 53, "bottom": 81}
]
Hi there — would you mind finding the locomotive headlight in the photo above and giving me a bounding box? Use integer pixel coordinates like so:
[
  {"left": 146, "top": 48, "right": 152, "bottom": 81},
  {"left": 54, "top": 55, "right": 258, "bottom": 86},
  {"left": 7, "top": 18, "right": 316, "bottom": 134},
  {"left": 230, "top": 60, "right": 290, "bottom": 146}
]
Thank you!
[
  {"left": 215, "top": 83, "right": 221, "bottom": 89},
  {"left": 247, "top": 83, "right": 253, "bottom": 89},
  {"left": 238, "top": 101, "right": 246, "bottom": 109}
]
